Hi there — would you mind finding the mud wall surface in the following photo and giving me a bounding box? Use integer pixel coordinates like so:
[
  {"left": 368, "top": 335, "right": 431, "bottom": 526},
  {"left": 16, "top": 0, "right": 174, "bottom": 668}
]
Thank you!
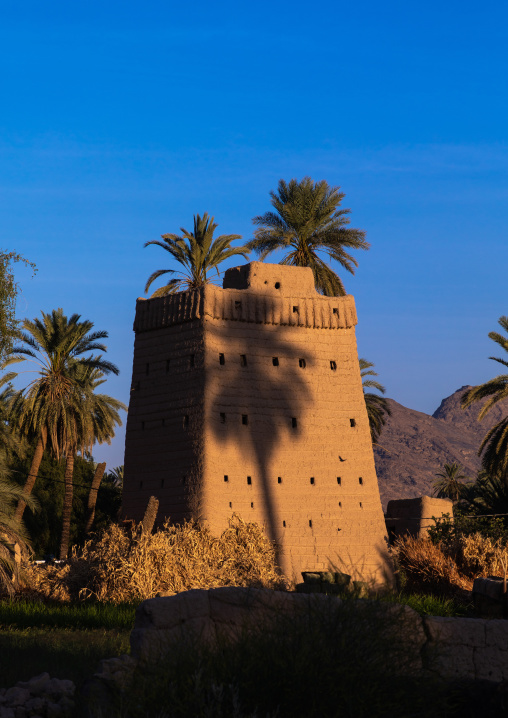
[
  {"left": 122, "top": 263, "right": 388, "bottom": 582},
  {"left": 122, "top": 318, "right": 206, "bottom": 523}
]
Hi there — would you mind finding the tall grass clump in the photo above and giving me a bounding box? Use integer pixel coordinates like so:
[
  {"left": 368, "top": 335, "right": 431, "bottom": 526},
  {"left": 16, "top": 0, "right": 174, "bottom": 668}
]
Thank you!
[
  {"left": 23, "top": 515, "right": 286, "bottom": 603},
  {"left": 392, "top": 537, "right": 471, "bottom": 595},
  {"left": 393, "top": 531, "right": 508, "bottom": 597},
  {"left": 99, "top": 597, "right": 448, "bottom": 718}
]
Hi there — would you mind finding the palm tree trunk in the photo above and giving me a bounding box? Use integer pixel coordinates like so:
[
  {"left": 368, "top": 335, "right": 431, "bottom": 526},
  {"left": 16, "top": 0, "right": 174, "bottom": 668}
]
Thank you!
[
  {"left": 59, "top": 452, "right": 75, "bottom": 560},
  {"left": 84, "top": 462, "right": 106, "bottom": 534},
  {"left": 14, "top": 433, "right": 45, "bottom": 523}
]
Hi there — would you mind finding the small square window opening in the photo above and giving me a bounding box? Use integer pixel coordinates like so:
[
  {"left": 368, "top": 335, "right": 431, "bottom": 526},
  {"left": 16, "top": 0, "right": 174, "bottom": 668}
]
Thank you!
[
  {"left": 350, "top": 418, "right": 356, "bottom": 427},
  {"left": 247, "top": 476, "right": 252, "bottom": 485},
  {"left": 242, "top": 414, "right": 248, "bottom": 425},
  {"left": 299, "top": 358, "right": 306, "bottom": 368},
  {"left": 240, "top": 355, "right": 247, "bottom": 367},
  {"left": 220, "top": 412, "right": 226, "bottom": 424},
  {"left": 330, "top": 360, "right": 337, "bottom": 371},
  {"left": 272, "top": 357, "right": 279, "bottom": 366},
  {"left": 219, "top": 353, "right": 225, "bottom": 365},
  {"left": 291, "top": 417, "right": 298, "bottom": 428}
]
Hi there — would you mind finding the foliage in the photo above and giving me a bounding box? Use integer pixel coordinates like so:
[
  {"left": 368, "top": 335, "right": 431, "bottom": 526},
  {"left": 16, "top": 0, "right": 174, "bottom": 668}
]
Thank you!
[
  {"left": 248, "top": 177, "right": 369, "bottom": 296},
  {"left": 432, "top": 462, "right": 471, "bottom": 501},
  {"left": 427, "top": 512, "right": 508, "bottom": 545},
  {"left": 0, "top": 251, "right": 36, "bottom": 365},
  {"left": 457, "top": 469, "right": 508, "bottom": 521},
  {"left": 383, "top": 591, "right": 467, "bottom": 617},
  {"left": 10, "top": 452, "right": 121, "bottom": 558},
  {"left": 0, "top": 476, "right": 38, "bottom": 596},
  {"left": 22, "top": 516, "right": 286, "bottom": 603},
  {"left": 392, "top": 536, "right": 471, "bottom": 595},
  {"left": 109, "top": 598, "right": 448, "bottom": 718},
  {"left": 394, "top": 525, "right": 508, "bottom": 596},
  {"left": 461, "top": 315, "right": 508, "bottom": 477},
  {"left": 144, "top": 213, "right": 249, "bottom": 296},
  {"left": 106, "top": 465, "right": 123, "bottom": 488},
  {"left": 359, "top": 358, "right": 391, "bottom": 443},
  {"left": 7, "top": 308, "right": 119, "bottom": 460}
]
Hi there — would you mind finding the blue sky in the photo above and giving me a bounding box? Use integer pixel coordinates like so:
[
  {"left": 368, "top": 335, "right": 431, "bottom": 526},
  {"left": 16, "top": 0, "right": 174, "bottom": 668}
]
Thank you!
[{"left": 1, "top": 0, "right": 507, "bottom": 467}]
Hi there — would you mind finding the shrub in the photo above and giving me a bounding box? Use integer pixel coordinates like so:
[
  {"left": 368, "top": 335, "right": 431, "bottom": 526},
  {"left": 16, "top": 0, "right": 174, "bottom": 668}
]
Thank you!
[
  {"left": 391, "top": 537, "right": 472, "bottom": 595},
  {"left": 455, "top": 532, "right": 508, "bottom": 579},
  {"left": 23, "top": 515, "right": 286, "bottom": 603}
]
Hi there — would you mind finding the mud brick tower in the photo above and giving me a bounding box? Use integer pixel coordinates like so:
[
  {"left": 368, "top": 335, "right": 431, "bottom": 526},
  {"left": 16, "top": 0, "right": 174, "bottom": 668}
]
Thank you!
[{"left": 122, "top": 262, "right": 389, "bottom": 582}]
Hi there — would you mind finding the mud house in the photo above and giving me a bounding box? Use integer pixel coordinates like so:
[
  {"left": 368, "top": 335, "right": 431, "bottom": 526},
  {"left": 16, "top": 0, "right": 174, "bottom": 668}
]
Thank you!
[{"left": 122, "top": 262, "right": 389, "bottom": 582}]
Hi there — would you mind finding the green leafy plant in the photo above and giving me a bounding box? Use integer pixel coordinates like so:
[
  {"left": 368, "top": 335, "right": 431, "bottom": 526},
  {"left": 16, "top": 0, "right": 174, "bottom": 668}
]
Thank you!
[
  {"left": 461, "top": 315, "right": 508, "bottom": 477},
  {"left": 144, "top": 213, "right": 249, "bottom": 296},
  {"left": 248, "top": 177, "right": 368, "bottom": 296}
]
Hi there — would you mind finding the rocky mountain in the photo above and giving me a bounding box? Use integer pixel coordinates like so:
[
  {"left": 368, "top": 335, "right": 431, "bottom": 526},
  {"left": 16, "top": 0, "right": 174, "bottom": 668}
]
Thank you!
[{"left": 374, "top": 386, "right": 508, "bottom": 510}]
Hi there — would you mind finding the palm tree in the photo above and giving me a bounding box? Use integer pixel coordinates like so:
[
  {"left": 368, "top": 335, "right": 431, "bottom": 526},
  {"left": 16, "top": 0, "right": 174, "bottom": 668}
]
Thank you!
[
  {"left": 461, "top": 316, "right": 508, "bottom": 478},
  {"left": 360, "top": 359, "right": 391, "bottom": 444},
  {"left": 459, "top": 469, "right": 508, "bottom": 516},
  {"left": 432, "top": 463, "right": 470, "bottom": 501},
  {"left": 144, "top": 213, "right": 250, "bottom": 297},
  {"left": 0, "top": 372, "right": 24, "bottom": 472},
  {"left": 107, "top": 465, "right": 124, "bottom": 488},
  {"left": 5, "top": 308, "right": 119, "bottom": 522},
  {"left": 248, "top": 177, "right": 369, "bottom": 296},
  {"left": 0, "top": 476, "right": 38, "bottom": 595},
  {"left": 59, "top": 366, "right": 126, "bottom": 558}
]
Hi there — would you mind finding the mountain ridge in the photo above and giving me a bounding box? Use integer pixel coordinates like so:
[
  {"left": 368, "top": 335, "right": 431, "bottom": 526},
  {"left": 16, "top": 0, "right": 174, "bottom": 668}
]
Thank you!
[{"left": 373, "top": 386, "right": 508, "bottom": 510}]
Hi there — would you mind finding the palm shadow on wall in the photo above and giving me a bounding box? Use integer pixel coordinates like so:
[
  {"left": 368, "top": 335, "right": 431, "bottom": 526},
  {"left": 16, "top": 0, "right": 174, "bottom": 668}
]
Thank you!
[{"left": 207, "top": 301, "right": 313, "bottom": 561}]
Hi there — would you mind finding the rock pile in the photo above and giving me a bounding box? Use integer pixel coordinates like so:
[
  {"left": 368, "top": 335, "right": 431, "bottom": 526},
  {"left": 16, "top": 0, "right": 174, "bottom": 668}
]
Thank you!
[{"left": 0, "top": 673, "right": 74, "bottom": 718}]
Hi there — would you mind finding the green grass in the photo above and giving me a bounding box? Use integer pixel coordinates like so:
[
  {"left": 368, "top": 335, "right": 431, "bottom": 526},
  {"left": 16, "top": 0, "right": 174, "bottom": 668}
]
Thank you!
[
  {"left": 0, "top": 599, "right": 136, "bottom": 630},
  {"left": 380, "top": 591, "right": 470, "bottom": 617},
  {"left": 0, "top": 599, "right": 133, "bottom": 696},
  {"left": 0, "top": 627, "right": 130, "bottom": 690}
]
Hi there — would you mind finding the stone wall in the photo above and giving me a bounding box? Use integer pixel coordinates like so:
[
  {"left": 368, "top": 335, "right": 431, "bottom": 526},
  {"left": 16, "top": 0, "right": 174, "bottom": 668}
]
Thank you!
[
  {"left": 128, "top": 587, "right": 508, "bottom": 683},
  {"left": 122, "top": 262, "right": 389, "bottom": 582}
]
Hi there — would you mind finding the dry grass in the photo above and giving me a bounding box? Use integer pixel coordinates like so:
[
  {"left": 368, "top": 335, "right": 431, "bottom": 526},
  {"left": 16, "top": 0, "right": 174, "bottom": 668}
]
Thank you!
[
  {"left": 392, "top": 537, "right": 472, "bottom": 594},
  {"left": 22, "top": 515, "right": 287, "bottom": 603},
  {"left": 393, "top": 532, "right": 508, "bottom": 595},
  {"left": 454, "top": 532, "right": 508, "bottom": 579}
]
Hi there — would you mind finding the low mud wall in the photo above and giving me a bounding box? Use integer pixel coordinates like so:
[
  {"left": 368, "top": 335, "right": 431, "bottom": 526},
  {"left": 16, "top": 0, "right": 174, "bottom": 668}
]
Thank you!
[{"left": 91, "top": 587, "right": 508, "bottom": 695}]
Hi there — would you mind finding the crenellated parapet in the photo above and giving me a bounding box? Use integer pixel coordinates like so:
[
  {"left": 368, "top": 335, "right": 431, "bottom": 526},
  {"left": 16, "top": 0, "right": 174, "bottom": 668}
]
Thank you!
[{"left": 134, "top": 285, "right": 357, "bottom": 333}]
